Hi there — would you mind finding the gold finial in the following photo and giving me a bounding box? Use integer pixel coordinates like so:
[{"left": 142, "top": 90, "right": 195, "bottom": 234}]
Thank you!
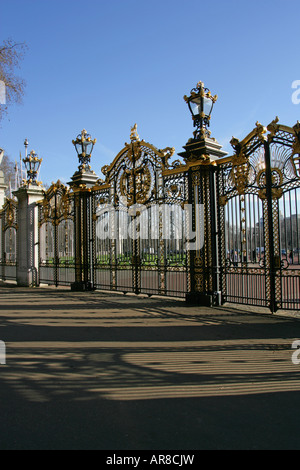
[
  {"left": 294, "top": 120, "right": 300, "bottom": 134},
  {"left": 130, "top": 123, "right": 140, "bottom": 143}
]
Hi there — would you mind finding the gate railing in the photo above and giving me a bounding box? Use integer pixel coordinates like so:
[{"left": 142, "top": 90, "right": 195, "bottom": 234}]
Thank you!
[
  {"left": 33, "top": 121, "right": 299, "bottom": 311},
  {"left": 1, "top": 116, "right": 299, "bottom": 312},
  {"left": 0, "top": 199, "right": 17, "bottom": 281},
  {"left": 90, "top": 130, "right": 189, "bottom": 298},
  {"left": 217, "top": 119, "right": 300, "bottom": 312},
  {"left": 38, "top": 181, "right": 75, "bottom": 286}
]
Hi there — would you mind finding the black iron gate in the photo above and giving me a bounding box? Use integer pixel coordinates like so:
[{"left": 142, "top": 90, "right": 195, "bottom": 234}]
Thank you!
[
  {"left": 91, "top": 128, "right": 189, "bottom": 298},
  {"left": 0, "top": 199, "right": 17, "bottom": 281},
  {"left": 36, "top": 119, "right": 300, "bottom": 311},
  {"left": 38, "top": 182, "right": 75, "bottom": 286},
  {"left": 217, "top": 119, "right": 300, "bottom": 312}
]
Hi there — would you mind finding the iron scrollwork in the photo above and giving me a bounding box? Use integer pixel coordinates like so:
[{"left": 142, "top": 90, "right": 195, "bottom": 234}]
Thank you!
[
  {"left": 218, "top": 119, "right": 300, "bottom": 312},
  {"left": 92, "top": 125, "right": 188, "bottom": 298}
]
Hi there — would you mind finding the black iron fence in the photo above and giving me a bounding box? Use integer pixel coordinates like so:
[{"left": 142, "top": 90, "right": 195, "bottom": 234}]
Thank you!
[
  {"left": 0, "top": 199, "right": 17, "bottom": 281},
  {"left": 217, "top": 120, "right": 300, "bottom": 312},
  {"left": 34, "top": 122, "right": 300, "bottom": 311},
  {"left": 38, "top": 182, "right": 75, "bottom": 286},
  {"left": 90, "top": 138, "right": 189, "bottom": 298}
]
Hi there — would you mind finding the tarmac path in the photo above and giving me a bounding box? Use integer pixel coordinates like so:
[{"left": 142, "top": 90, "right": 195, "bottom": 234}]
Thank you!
[{"left": 0, "top": 285, "right": 300, "bottom": 450}]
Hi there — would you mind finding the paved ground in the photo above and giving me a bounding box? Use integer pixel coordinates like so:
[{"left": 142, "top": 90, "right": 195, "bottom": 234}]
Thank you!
[{"left": 0, "top": 284, "right": 300, "bottom": 450}]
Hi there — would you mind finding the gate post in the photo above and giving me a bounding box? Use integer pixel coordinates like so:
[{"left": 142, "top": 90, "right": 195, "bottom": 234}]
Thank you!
[
  {"left": 14, "top": 185, "right": 44, "bottom": 287},
  {"left": 179, "top": 136, "right": 227, "bottom": 306},
  {"left": 69, "top": 130, "right": 99, "bottom": 291},
  {"left": 180, "top": 81, "right": 227, "bottom": 306},
  {"left": 70, "top": 187, "right": 97, "bottom": 291}
]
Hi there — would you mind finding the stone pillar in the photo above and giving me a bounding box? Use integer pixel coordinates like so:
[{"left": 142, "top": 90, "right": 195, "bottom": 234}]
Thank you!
[{"left": 14, "top": 185, "right": 44, "bottom": 287}]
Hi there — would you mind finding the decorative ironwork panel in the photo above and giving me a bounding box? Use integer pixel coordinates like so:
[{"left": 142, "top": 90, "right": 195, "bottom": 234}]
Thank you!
[
  {"left": 38, "top": 182, "right": 75, "bottom": 286},
  {"left": 92, "top": 127, "right": 189, "bottom": 298},
  {"left": 218, "top": 120, "right": 300, "bottom": 311},
  {"left": 0, "top": 199, "right": 18, "bottom": 281},
  {"left": 162, "top": 168, "right": 190, "bottom": 297}
]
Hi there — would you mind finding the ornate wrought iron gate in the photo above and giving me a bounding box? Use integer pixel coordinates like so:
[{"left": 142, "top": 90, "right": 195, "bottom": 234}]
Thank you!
[
  {"left": 0, "top": 199, "right": 17, "bottom": 281},
  {"left": 38, "top": 182, "right": 75, "bottom": 286},
  {"left": 36, "top": 119, "right": 299, "bottom": 311},
  {"left": 91, "top": 128, "right": 189, "bottom": 298},
  {"left": 217, "top": 120, "right": 300, "bottom": 312}
]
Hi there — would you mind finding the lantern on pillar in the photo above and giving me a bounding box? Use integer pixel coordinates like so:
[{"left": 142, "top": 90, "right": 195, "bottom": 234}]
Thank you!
[
  {"left": 23, "top": 150, "right": 43, "bottom": 185},
  {"left": 184, "top": 81, "right": 218, "bottom": 140},
  {"left": 72, "top": 129, "right": 97, "bottom": 172}
]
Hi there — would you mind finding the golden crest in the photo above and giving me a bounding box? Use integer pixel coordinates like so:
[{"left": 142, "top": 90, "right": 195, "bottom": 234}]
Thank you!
[
  {"left": 119, "top": 165, "right": 152, "bottom": 206},
  {"left": 230, "top": 151, "right": 250, "bottom": 195}
]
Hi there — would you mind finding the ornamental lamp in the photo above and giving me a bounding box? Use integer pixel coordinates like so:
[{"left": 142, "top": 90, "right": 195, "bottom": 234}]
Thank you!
[
  {"left": 72, "top": 129, "right": 97, "bottom": 172},
  {"left": 23, "top": 150, "right": 42, "bottom": 185},
  {"left": 184, "top": 81, "right": 217, "bottom": 140}
]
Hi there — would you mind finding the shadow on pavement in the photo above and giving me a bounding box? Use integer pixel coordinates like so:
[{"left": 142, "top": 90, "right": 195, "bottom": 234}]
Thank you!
[{"left": 0, "top": 287, "right": 300, "bottom": 449}]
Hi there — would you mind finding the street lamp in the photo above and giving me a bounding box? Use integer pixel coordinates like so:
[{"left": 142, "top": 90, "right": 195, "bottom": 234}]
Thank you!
[
  {"left": 70, "top": 129, "right": 98, "bottom": 293},
  {"left": 72, "top": 129, "right": 97, "bottom": 172},
  {"left": 184, "top": 81, "right": 218, "bottom": 140},
  {"left": 23, "top": 149, "right": 42, "bottom": 185}
]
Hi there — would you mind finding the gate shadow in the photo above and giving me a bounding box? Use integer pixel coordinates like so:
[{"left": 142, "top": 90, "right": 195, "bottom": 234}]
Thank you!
[{"left": 1, "top": 287, "right": 300, "bottom": 449}]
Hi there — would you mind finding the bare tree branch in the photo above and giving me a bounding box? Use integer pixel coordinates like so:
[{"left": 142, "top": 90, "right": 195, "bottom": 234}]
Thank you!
[
  {"left": 0, "top": 38, "right": 28, "bottom": 123},
  {"left": 0, "top": 153, "right": 16, "bottom": 196}
]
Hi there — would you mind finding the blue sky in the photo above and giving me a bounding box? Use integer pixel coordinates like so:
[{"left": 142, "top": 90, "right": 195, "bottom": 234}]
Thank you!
[{"left": 0, "top": 0, "right": 300, "bottom": 185}]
